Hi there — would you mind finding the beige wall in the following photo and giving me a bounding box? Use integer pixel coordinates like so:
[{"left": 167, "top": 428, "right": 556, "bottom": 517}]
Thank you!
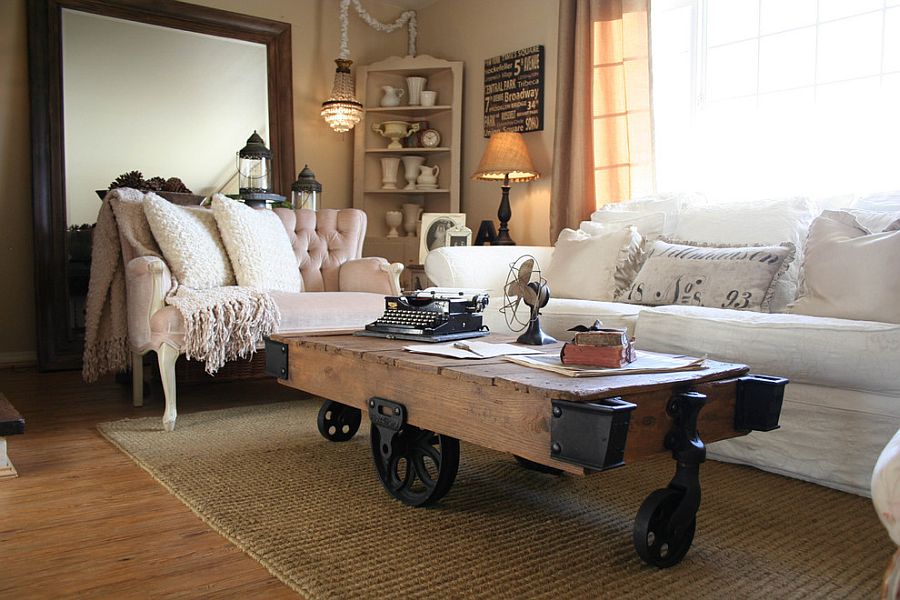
[
  {"left": 0, "top": 0, "right": 34, "bottom": 362},
  {"left": 0, "top": 0, "right": 560, "bottom": 360},
  {"left": 418, "top": 0, "right": 560, "bottom": 247}
]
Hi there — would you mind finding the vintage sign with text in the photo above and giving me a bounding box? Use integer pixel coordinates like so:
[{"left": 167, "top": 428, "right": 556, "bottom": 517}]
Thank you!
[{"left": 483, "top": 45, "right": 544, "bottom": 137}]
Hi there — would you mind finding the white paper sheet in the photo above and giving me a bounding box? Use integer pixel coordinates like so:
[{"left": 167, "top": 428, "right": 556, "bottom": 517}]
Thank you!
[{"left": 404, "top": 341, "right": 544, "bottom": 359}]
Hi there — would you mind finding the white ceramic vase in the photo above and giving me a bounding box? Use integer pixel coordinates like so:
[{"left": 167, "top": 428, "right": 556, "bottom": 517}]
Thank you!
[
  {"left": 385, "top": 210, "right": 402, "bottom": 238},
  {"left": 380, "top": 157, "right": 401, "bottom": 189},
  {"left": 406, "top": 76, "right": 427, "bottom": 106},
  {"left": 401, "top": 156, "right": 425, "bottom": 190},
  {"left": 402, "top": 203, "right": 423, "bottom": 237}
]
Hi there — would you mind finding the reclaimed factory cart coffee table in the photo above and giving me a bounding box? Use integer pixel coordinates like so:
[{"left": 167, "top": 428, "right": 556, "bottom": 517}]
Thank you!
[{"left": 265, "top": 333, "right": 786, "bottom": 568}]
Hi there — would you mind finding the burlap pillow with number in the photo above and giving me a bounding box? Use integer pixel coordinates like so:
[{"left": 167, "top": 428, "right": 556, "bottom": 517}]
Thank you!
[{"left": 617, "top": 239, "right": 795, "bottom": 312}]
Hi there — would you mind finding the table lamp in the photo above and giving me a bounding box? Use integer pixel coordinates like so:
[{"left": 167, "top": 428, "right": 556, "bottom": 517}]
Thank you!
[{"left": 472, "top": 131, "right": 540, "bottom": 245}]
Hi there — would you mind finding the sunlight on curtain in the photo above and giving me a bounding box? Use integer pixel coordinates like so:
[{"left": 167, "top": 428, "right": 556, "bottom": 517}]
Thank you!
[
  {"left": 652, "top": 0, "right": 900, "bottom": 200},
  {"left": 591, "top": 0, "right": 655, "bottom": 205}
]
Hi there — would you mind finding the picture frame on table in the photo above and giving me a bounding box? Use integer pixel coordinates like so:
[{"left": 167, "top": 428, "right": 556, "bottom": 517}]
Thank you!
[
  {"left": 419, "top": 213, "right": 466, "bottom": 263},
  {"left": 445, "top": 224, "right": 472, "bottom": 248}
]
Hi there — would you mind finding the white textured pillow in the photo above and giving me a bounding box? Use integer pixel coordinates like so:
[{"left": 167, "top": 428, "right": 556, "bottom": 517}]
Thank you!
[
  {"left": 790, "top": 211, "right": 900, "bottom": 323},
  {"left": 211, "top": 195, "right": 302, "bottom": 292},
  {"left": 619, "top": 239, "right": 795, "bottom": 312},
  {"left": 672, "top": 196, "right": 817, "bottom": 311},
  {"left": 544, "top": 226, "right": 642, "bottom": 301},
  {"left": 143, "top": 194, "right": 234, "bottom": 289},
  {"left": 586, "top": 211, "right": 667, "bottom": 241}
]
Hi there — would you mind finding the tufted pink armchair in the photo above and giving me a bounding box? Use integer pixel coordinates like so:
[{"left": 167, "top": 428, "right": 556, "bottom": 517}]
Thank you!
[{"left": 123, "top": 207, "right": 402, "bottom": 431}]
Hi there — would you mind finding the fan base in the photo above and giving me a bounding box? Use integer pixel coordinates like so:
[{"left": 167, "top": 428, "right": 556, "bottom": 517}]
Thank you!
[{"left": 517, "top": 318, "right": 557, "bottom": 345}]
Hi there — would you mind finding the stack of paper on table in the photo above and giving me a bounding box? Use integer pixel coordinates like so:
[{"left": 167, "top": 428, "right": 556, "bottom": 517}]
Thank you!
[{"left": 404, "top": 341, "right": 544, "bottom": 359}]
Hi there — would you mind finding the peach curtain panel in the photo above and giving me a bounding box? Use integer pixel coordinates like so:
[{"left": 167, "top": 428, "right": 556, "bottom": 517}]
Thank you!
[{"left": 550, "top": 0, "right": 654, "bottom": 240}]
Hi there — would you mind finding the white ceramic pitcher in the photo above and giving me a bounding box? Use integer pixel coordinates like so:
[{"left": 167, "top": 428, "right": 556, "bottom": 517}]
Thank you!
[
  {"left": 416, "top": 165, "right": 440, "bottom": 187},
  {"left": 380, "top": 85, "right": 404, "bottom": 107}
]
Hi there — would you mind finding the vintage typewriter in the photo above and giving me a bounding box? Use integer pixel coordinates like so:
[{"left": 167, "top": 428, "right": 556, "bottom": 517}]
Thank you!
[{"left": 357, "top": 288, "right": 490, "bottom": 342}]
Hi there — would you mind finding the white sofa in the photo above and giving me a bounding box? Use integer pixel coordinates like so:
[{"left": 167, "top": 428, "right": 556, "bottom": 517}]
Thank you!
[{"left": 425, "top": 193, "right": 900, "bottom": 496}]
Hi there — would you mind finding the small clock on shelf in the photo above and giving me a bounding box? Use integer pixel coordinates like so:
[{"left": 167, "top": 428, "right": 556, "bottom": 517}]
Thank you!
[{"left": 419, "top": 128, "right": 441, "bottom": 148}]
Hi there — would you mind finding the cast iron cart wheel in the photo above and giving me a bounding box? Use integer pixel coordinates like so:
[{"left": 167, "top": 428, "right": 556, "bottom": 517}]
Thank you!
[
  {"left": 317, "top": 400, "right": 362, "bottom": 442},
  {"left": 633, "top": 488, "right": 697, "bottom": 568},
  {"left": 370, "top": 423, "right": 460, "bottom": 507},
  {"left": 513, "top": 455, "right": 564, "bottom": 475}
]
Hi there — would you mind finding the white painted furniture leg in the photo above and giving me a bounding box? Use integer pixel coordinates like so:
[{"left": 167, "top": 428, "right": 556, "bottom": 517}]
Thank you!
[
  {"left": 0, "top": 438, "right": 17, "bottom": 479},
  {"left": 132, "top": 352, "right": 144, "bottom": 407},
  {"left": 157, "top": 344, "right": 179, "bottom": 432}
]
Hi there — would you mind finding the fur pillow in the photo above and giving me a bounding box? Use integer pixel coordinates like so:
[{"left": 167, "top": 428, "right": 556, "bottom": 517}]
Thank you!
[
  {"left": 211, "top": 195, "right": 302, "bottom": 292},
  {"left": 619, "top": 239, "right": 795, "bottom": 312},
  {"left": 143, "top": 195, "right": 234, "bottom": 289}
]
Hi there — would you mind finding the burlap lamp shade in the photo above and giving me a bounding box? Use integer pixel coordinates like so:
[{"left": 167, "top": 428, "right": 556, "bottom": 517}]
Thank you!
[{"left": 472, "top": 132, "right": 540, "bottom": 245}]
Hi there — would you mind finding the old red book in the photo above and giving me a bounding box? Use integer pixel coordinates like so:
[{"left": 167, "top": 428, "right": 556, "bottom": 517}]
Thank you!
[{"left": 560, "top": 340, "right": 637, "bottom": 368}]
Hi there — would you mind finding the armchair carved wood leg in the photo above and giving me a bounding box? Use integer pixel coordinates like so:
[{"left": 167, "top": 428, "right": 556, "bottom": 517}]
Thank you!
[
  {"left": 132, "top": 352, "right": 144, "bottom": 408},
  {"left": 157, "top": 344, "right": 179, "bottom": 432}
]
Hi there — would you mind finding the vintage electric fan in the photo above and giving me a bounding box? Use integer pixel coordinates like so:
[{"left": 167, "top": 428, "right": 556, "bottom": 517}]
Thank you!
[{"left": 500, "top": 256, "right": 556, "bottom": 345}]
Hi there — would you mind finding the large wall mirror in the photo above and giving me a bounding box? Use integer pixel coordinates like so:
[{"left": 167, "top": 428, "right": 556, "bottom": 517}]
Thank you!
[{"left": 28, "top": 0, "right": 295, "bottom": 370}]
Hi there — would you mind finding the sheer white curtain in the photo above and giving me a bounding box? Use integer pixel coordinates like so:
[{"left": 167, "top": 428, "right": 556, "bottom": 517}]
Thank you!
[{"left": 651, "top": 0, "right": 900, "bottom": 200}]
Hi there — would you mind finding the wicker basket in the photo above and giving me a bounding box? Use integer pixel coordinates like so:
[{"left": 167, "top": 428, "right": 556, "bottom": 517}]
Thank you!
[{"left": 175, "top": 349, "right": 268, "bottom": 384}]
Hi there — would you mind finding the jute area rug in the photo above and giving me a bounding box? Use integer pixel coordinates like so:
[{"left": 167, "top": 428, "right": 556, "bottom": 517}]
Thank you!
[{"left": 99, "top": 399, "right": 890, "bottom": 599}]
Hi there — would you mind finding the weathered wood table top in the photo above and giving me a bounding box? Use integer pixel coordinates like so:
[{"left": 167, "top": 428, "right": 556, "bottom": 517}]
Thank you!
[{"left": 270, "top": 333, "right": 749, "bottom": 474}]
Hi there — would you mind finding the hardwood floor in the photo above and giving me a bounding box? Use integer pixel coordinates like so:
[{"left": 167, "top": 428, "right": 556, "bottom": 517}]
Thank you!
[{"left": 0, "top": 366, "right": 305, "bottom": 598}]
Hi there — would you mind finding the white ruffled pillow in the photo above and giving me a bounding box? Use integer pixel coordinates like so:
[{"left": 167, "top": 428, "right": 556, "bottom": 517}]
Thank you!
[
  {"left": 544, "top": 226, "right": 642, "bottom": 301},
  {"left": 143, "top": 194, "right": 235, "bottom": 289},
  {"left": 211, "top": 195, "right": 302, "bottom": 292}
]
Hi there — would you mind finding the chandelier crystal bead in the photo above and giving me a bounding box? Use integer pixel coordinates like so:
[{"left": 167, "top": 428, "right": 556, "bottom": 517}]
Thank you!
[{"left": 321, "top": 59, "right": 364, "bottom": 133}]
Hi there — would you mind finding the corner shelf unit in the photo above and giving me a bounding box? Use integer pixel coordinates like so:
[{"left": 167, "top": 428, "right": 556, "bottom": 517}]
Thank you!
[{"left": 353, "top": 55, "right": 463, "bottom": 266}]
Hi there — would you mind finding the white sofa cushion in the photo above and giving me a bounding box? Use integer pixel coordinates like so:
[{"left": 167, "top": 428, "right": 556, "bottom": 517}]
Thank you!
[
  {"left": 148, "top": 291, "right": 387, "bottom": 345},
  {"left": 591, "top": 192, "right": 706, "bottom": 236},
  {"left": 143, "top": 195, "right": 235, "bottom": 289},
  {"left": 544, "top": 227, "right": 642, "bottom": 301},
  {"left": 670, "top": 196, "right": 818, "bottom": 311},
  {"left": 583, "top": 211, "right": 667, "bottom": 241},
  {"left": 425, "top": 246, "right": 555, "bottom": 295},
  {"left": 853, "top": 190, "right": 900, "bottom": 212},
  {"left": 483, "top": 297, "right": 644, "bottom": 340},
  {"left": 634, "top": 304, "right": 900, "bottom": 395},
  {"left": 211, "top": 195, "right": 302, "bottom": 293},
  {"left": 791, "top": 211, "right": 900, "bottom": 324},
  {"left": 620, "top": 239, "right": 795, "bottom": 312}
]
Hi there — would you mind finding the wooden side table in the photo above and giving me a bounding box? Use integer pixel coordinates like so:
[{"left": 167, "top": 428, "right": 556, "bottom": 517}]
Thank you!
[{"left": 0, "top": 393, "right": 25, "bottom": 479}]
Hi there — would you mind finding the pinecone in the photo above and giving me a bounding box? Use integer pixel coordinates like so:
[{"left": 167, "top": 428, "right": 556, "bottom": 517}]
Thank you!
[
  {"left": 144, "top": 176, "right": 166, "bottom": 191},
  {"left": 162, "top": 177, "right": 192, "bottom": 193},
  {"left": 108, "top": 170, "right": 145, "bottom": 190}
]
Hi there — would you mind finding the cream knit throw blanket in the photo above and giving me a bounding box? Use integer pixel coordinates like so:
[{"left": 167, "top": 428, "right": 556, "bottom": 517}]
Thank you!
[{"left": 82, "top": 189, "right": 280, "bottom": 382}]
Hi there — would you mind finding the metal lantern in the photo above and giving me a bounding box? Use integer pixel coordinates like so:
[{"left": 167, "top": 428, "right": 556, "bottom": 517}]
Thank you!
[
  {"left": 291, "top": 164, "right": 322, "bottom": 210},
  {"left": 237, "top": 131, "right": 273, "bottom": 194}
]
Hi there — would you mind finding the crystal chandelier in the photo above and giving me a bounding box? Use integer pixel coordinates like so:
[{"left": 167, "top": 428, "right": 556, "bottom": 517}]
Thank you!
[
  {"left": 321, "top": 0, "right": 417, "bottom": 133},
  {"left": 321, "top": 59, "right": 364, "bottom": 133}
]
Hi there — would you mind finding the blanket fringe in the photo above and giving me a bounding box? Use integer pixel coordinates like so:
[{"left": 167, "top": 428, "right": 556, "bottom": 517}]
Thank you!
[
  {"left": 82, "top": 337, "right": 130, "bottom": 383},
  {"left": 172, "top": 289, "right": 280, "bottom": 375}
]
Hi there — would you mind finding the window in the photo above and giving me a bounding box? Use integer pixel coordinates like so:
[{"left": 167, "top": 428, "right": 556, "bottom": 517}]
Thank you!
[{"left": 651, "top": 0, "right": 900, "bottom": 199}]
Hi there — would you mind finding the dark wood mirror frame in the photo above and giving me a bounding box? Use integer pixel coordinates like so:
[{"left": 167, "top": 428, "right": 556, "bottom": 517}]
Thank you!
[{"left": 27, "top": 0, "right": 295, "bottom": 370}]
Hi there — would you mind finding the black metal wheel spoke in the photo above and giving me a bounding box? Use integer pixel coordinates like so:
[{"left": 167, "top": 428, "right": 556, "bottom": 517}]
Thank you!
[
  {"left": 316, "top": 400, "right": 361, "bottom": 442},
  {"left": 633, "top": 488, "right": 697, "bottom": 568},
  {"left": 370, "top": 423, "right": 460, "bottom": 507}
]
